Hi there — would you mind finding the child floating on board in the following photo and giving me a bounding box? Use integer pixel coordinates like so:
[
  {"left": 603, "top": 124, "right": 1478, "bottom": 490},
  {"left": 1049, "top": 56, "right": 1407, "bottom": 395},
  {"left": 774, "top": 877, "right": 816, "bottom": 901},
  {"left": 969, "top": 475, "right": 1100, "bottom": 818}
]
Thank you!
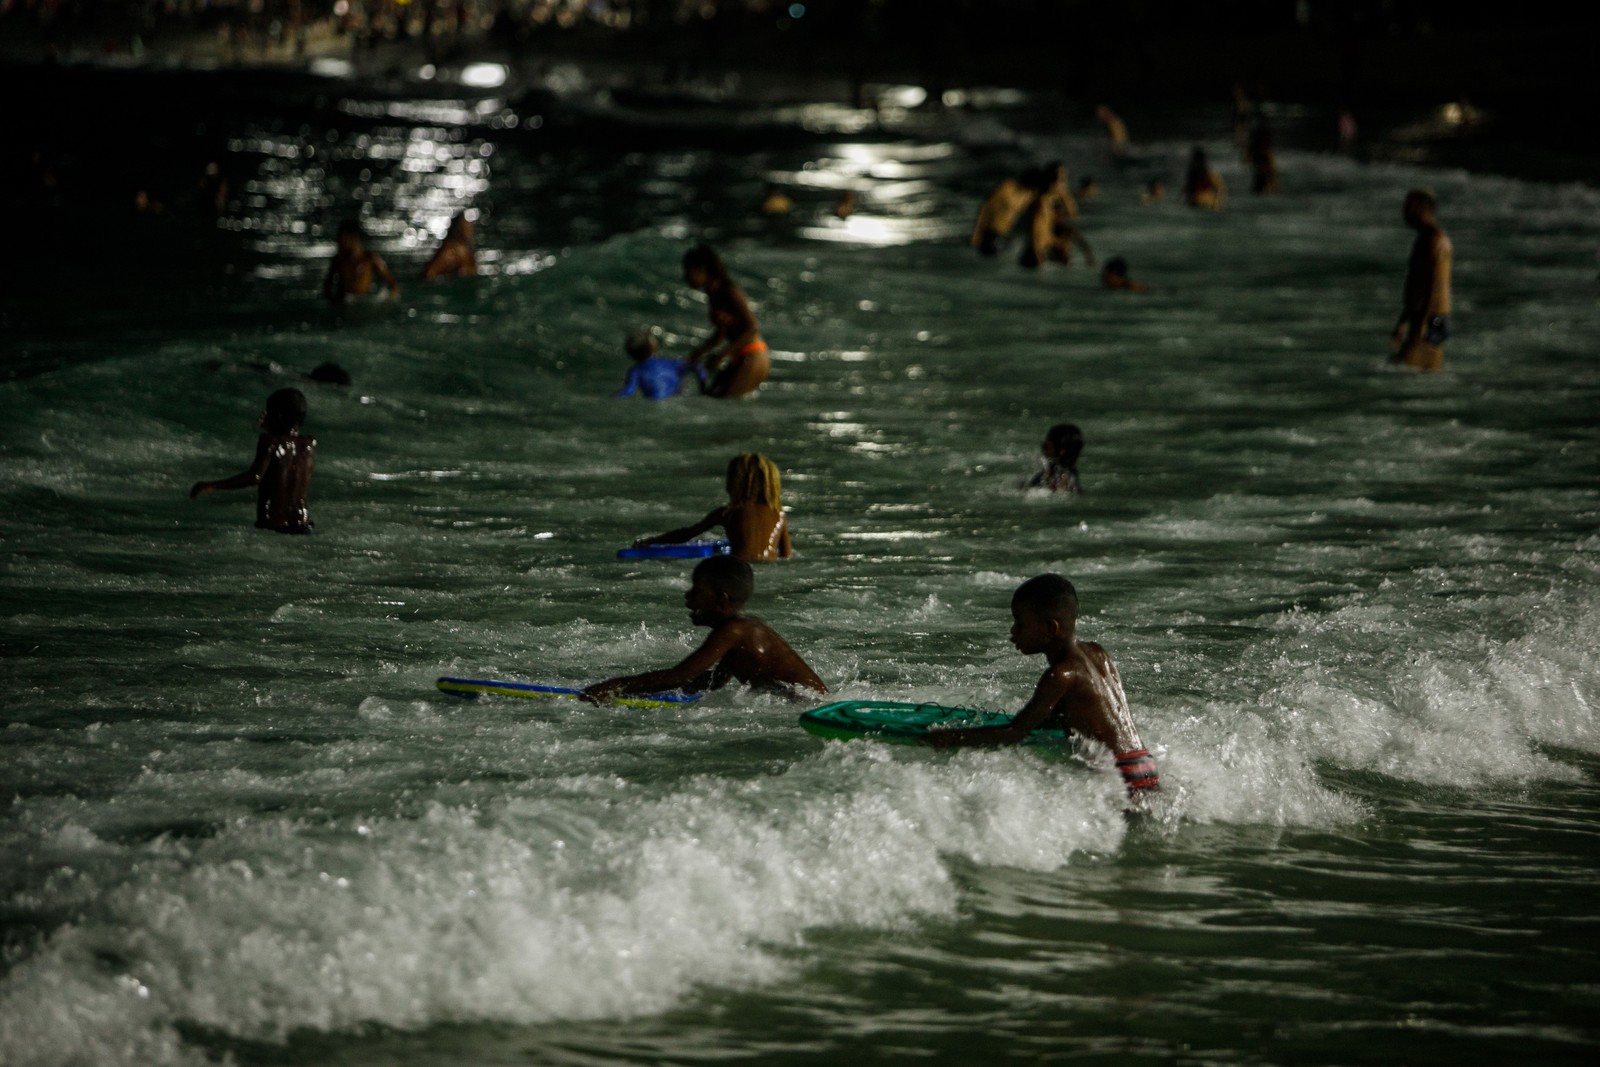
[
  {"left": 925, "top": 575, "right": 1160, "bottom": 797},
  {"left": 613, "top": 327, "right": 701, "bottom": 400},
  {"left": 1025, "top": 423, "right": 1083, "bottom": 494},
  {"left": 634, "top": 452, "right": 793, "bottom": 562},
  {"left": 190, "top": 387, "right": 316, "bottom": 534},
  {"left": 581, "top": 556, "right": 827, "bottom": 703}
]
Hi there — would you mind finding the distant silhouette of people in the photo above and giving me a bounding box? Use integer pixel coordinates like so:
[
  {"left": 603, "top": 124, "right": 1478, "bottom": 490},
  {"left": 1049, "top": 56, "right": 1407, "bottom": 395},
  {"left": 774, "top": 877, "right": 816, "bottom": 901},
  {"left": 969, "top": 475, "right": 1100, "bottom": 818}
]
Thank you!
[
  {"left": 323, "top": 220, "right": 399, "bottom": 304},
  {"left": 1096, "top": 105, "right": 1128, "bottom": 156},
  {"left": 971, "top": 169, "right": 1041, "bottom": 256},
  {"left": 1183, "top": 148, "right": 1226, "bottom": 210},
  {"left": 1247, "top": 123, "right": 1279, "bottom": 194},
  {"left": 1391, "top": 189, "right": 1452, "bottom": 372},
  {"left": 1140, "top": 178, "right": 1165, "bottom": 205},
  {"left": 832, "top": 190, "right": 858, "bottom": 220},
  {"left": 421, "top": 212, "right": 477, "bottom": 280}
]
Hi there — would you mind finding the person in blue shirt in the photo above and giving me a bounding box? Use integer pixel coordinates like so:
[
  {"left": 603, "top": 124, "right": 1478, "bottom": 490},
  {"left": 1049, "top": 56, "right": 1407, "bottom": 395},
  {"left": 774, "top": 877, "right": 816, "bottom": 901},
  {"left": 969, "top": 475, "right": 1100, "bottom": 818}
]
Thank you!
[{"left": 614, "top": 327, "right": 701, "bottom": 399}]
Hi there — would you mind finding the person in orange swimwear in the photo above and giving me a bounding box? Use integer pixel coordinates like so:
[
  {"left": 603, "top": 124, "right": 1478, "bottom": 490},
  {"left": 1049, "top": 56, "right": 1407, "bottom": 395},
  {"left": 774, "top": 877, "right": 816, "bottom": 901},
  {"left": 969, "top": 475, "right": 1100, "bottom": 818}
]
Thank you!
[
  {"left": 682, "top": 244, "right": 769, "bottom": 398},
  {"left": 633, "top": 453, "right": 794, "bottom": 563}
]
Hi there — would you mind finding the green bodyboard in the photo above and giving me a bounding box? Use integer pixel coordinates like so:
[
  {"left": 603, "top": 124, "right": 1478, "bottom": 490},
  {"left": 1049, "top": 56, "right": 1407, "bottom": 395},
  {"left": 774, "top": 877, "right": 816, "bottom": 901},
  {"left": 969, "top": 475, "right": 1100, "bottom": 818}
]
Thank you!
[{"left": 798, "top": 700, "right": 1068, "bottom": 746}]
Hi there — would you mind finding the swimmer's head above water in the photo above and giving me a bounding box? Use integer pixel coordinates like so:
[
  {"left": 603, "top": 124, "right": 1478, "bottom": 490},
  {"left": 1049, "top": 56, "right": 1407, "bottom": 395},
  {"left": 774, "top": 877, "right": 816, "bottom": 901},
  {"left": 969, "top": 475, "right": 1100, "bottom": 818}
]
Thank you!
[
  {"left": 687, "top": 554, "right": 755, "bottom": 622},
  {"left": 1010, "top": 573, "right": 1079, "bottom": 646},
  {"left": 683, "top": 243, "right": 727, "bottom": 290},
  {"left": 261, "top": 387, "right": 307, "bottom": 435},
  {"left": 1042, "top": 423, "right": 1084, "bottom": 467},
  {"left": 625, "top": 327, "right": 660, "bottom": 361}
]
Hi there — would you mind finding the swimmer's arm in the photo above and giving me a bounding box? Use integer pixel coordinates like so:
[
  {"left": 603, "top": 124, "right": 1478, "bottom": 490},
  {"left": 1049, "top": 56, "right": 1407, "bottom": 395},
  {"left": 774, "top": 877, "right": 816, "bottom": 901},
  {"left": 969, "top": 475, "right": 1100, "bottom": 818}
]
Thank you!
[
  {"left": 190, "top": 436, "right": 271, "bottom": 497},
  {"left": 581, "top": 626, "right": 741, "bottom": 703},
  {"left": 613, "top": 364, "right": 642, "bottom": 398},
  {"left": 420, "top": 244, "right": 451, "bottom": 281},
  {"left": 924, "top": 669, "right": 1065, "bottom": 748},
  {"left": 634, "top": 508, "right": 723, "bottom": 548},
  {"left": 372, "top": 253, "right": 400, "bottom": 295}
]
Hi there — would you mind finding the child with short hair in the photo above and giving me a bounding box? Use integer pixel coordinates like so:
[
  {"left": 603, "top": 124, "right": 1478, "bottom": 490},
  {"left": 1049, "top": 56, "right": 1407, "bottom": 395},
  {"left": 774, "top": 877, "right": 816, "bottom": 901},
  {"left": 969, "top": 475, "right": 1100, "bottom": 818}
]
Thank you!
[
  {"left": 613, "top": 327, "right": 699, "bottom": 400},
  {"left": 926, "top": 575, "right": 1159, "bottom": 796},
  {"left": 1026, "top": 423, "right": 1083, "bottom": 494},
  {"left": 581, "top": 555, "right": 827, "bottom": 703},
  {"left": 190, "top": 387, "right": 316, "bottom": 534},
  {"left": 634, "top": 452, "right": 794, "bottom": 561}
]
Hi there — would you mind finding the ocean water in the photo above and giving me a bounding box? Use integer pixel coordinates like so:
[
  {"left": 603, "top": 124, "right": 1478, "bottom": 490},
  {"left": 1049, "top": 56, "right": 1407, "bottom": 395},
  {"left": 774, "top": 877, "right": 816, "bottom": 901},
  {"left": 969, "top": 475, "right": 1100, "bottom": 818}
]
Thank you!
[{"left": 3, "top": 66, "right": 1599, "bottom": 1066}]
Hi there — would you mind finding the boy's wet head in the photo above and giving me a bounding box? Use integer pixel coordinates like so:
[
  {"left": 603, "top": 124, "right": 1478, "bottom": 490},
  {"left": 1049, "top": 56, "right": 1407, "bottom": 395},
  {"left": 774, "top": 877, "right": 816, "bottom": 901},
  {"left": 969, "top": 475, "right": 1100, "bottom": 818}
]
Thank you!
[
  {"left": 263, "top": 388, "right": 308, "bottom": 435},
  {"left": 688, "top": 555, "right": 754, "bottom": 619},
  {"left": 1012, "top": 574, "right": 1078, "bottom": 630},
  {"left": 1042, "top": 424, "right": 1084, "bottom": 467}
]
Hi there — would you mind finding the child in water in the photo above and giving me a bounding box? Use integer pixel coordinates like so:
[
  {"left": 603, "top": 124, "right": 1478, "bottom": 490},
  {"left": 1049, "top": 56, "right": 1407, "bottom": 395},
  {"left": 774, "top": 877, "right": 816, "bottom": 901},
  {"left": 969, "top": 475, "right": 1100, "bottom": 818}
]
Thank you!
[
  {"left": 925, "top": 575, "right": 1160, "bottom": 798},
  {"left": 581, "top": 555, "right": 827, "bottom": 703},
  {"left": 614, "top": 327, "right": 700, "bottom": 399},
  {"left": 190, "top": 387, "right": 316, "bottom": 534},
  {"left": 634, "top": 453, "right": 793, "bottom": 561},
  {"left": 1100, "top": 257, "right": 1148, "bottom": 293},
  {"left": 322, "top": 220, "right": 399, "bottom": 304},
  {"left": 682, "top": 244, "right": 770, "bottom": 398},
  {"left": 1026, "top": 423, "right": 1084, "bottom": 494}
]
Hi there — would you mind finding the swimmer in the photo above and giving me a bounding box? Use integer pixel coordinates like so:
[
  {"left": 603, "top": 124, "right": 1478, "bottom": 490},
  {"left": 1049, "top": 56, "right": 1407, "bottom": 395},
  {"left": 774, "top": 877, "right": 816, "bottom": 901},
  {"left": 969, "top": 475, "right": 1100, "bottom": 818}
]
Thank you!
[
  {"left": 1140, "top": 178, "right": 1165, "bottom": 205},
  {"left": 682, "top": 244, "right": 769, "bottom": 398},
  {"left": 190, "top": 387, "right": 316, "bottom": 534},
  {"left": 1391, "top": 189, "right": 1453, "bottom": 373},
  {"left": 634, "top": 452, "right": 793, "bottom": 562},
  {"left": 1247, "top": 122, "right": 1279, "bottom": 194},
  {"left": 1026, "top": 423, "right": 1084, "bottom": 494},
  {"left": 1095, "top": 105, "right": 1129, "bottom": 155},
  {"left": 759, "top": 183, "right": 794, "bottom": 217},
  {"left": 322, "top": 220, "right": 399, "bottom": 304},
  {"left": 580, "top": 555, "right": 827, "bottom": 703},
  {"left": 1183, "top": 147, "right": 1226, "bottom": 210},
  {"left": 1100, "top": 256, "right": 1148, "bottom": 293},
  {"left": 614, "top": 326, "right": 700, "bottom": 400},
  {"left": 924, "top": 575, "right": 1160, "bottom": 798},
  {"left": 970, "top": 169, "right": 1042, "bottom": 256},
  {"left": 832, "top": 190, "right": 858, "bottom": 220},
  {"left": 1021, "top": 164, "right": 1092, "bottom": 268},
  {"left": 421, "top": 211, "right": 477, "bottom": 280},
  {"left": 306, "top": 362, "right": 351, "bottom": 386}
]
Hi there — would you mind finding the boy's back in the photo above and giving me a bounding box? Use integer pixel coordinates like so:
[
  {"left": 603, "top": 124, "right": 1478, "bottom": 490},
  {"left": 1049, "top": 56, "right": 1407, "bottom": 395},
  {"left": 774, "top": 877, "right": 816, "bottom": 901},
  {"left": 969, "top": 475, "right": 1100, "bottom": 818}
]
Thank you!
[
  {"left": 255, "top": 431, "right": 316, "bottom": 532},
  {"left": 701, "top": 613, "right": 824, "bottom": 695}
]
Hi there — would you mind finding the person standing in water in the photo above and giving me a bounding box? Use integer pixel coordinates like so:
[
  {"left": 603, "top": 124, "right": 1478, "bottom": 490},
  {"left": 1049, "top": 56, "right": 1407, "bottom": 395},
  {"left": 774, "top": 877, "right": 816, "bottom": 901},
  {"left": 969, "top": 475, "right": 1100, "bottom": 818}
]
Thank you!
[
  {"left": 1026, "top": 423, "right": 1085, "bottom": 493},
  {"left": 1183, "top": 147, "right": 1226, "bottom": 210},
  {"left": 421, "top": 211, "right": 477, "bottom": 280},
  {"left": 1391, "top": 189, "right": 1453, "bottom": 372},
  {"left": 322, "top": 220, "right": 399, "bottom": 304},
  {"left": 970, "top": 169, "right": 1041, "bottom": 256},
  {"left": 190, "top": 387, "right": 316, "bottom": 534},
  {"left": 633, "top": 453, "right": 794, "bottom": 562},
  {"left": 682, "top": 244, "right": 770, "bottom": 398}
]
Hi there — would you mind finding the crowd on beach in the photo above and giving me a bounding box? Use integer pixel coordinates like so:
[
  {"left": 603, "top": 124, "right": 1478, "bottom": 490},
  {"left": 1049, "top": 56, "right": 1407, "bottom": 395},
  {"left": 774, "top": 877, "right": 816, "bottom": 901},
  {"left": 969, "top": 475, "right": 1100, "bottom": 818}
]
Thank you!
[{"left": 187, "top": 91, "right": 1455, "bottom": 806}]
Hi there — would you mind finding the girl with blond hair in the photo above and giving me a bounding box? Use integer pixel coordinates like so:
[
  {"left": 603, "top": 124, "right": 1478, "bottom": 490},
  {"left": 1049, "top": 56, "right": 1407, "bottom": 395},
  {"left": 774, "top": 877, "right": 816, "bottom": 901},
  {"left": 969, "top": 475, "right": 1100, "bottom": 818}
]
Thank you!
[{"left": 632, "top": 453, "right": 794, "bottom": 562}]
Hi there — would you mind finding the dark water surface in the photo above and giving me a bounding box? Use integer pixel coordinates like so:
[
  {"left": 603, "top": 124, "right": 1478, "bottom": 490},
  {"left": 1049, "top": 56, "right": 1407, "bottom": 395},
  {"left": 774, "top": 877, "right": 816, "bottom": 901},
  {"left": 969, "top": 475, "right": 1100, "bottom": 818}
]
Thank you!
[{"left": 3, "top": 62, "right": 1598, "bottom": 1066}]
